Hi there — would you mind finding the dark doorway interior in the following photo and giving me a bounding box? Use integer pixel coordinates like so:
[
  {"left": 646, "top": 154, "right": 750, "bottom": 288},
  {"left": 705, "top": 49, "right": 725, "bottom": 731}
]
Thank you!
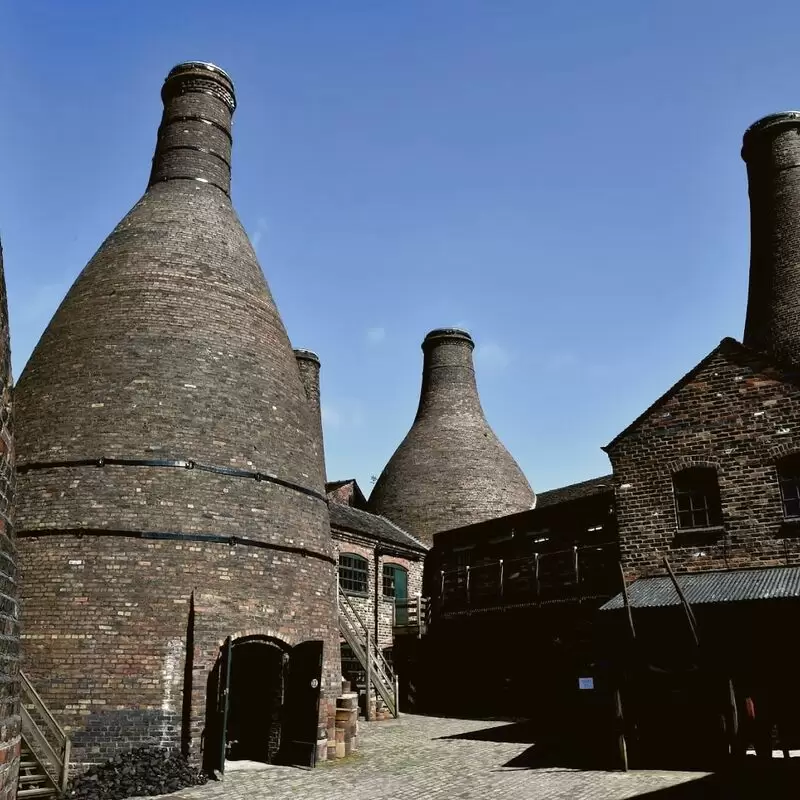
[{"left": 226, "top": 637, "right": 288, "bottom": 763}]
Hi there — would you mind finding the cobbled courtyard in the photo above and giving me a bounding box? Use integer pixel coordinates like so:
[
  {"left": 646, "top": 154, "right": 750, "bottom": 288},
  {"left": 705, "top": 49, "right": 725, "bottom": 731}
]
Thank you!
[{"left": 135, "top": 715, "right": 730, "bottom": 800}]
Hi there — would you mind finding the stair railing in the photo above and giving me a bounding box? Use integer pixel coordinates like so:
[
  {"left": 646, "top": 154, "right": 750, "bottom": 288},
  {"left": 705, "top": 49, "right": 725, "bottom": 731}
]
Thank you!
[
  {"left": 337, "top": 586, "right": 397, "bottom": 717},
  {"left": 20, "top": 671, "right": 71, "bottom": 793}
]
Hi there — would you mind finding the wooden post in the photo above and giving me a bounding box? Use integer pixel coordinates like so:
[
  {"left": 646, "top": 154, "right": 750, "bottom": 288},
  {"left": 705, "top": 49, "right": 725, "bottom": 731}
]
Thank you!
[
  {"left": 365, "top": 629, "right": 372, "bottom": 722},
  {"left": 619, "top": 562, "right": 636, "bottom": 641},
  {"left": 614, "top": 687, "right": 628, "bottom": 772},
  {"left": 662, "top": 556, "right": 699, "bottom": 648},
  {"left": 60, "top": 738, "right": 71, "bottom": 793}
]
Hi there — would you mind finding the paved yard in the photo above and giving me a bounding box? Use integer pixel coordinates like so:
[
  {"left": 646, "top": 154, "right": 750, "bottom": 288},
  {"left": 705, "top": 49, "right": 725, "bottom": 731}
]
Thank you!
[{"left": 139, "top": 714, "right": 724, "bottom": 800}]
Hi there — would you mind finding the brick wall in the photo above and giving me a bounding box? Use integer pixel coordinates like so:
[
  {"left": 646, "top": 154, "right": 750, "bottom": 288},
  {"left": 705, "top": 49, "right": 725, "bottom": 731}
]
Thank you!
[
  {"left": 20, "top": 534, "right": 340, "bottom": 765},
  {"left": 0, "top": 243, "right": 19, "bottom": 800},
  {"left": 332, "top": 533, "right": 423, "bottom": 651},
  {"left": 606, "top": 338, "right": 800, "bottom": 580}
]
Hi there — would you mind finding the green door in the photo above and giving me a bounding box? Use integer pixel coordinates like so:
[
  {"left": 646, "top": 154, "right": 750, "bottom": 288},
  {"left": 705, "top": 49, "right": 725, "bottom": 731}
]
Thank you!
[{"left": 394, "top": 566, "right": 408, "bottom": 626}]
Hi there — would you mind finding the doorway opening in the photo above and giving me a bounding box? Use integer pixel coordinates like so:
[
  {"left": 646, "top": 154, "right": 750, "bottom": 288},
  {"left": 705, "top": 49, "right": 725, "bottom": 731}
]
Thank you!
[
  {"left": 204, "top": 635, "right": 324, "bottom": 774},
  {"left": 227, "top": 636, "right": 289, "bottom": 763}
]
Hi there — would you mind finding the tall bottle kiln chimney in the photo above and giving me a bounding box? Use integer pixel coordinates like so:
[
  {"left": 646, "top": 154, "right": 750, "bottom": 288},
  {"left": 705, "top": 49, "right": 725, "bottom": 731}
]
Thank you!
[
  {"left": 742, "top": 111, "right": 800, "bottom": 363},
  {"left": 368, "top": 328, "right": 535, "bottom": 545},
  {"left": 14, "top": 62, "right": 340, "bottom": 763},
  {"left": 0, "top": 241, "right": 19, "bottom": 794}
]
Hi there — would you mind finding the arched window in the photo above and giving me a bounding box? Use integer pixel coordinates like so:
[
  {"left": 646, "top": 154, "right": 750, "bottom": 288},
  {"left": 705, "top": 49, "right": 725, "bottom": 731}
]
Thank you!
[
  {"left": 777, "top": 455, "right": 800, "bottom": 519},
  {"left": 672, "top": 467, "right": 722, "bottom": 530},
  {"left": 339, "top": 553, "right": 368, "bottom": 594}
]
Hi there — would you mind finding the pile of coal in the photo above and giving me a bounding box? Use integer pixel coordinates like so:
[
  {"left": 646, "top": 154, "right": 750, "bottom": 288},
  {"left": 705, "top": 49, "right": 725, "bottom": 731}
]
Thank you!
[{"left": 67, "top": 747, "right": 208, "bottom": 800}]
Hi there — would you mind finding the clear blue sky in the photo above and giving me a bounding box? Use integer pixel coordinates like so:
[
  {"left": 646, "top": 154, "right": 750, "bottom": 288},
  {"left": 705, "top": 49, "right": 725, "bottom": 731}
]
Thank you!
[{"left": 1, "top": 2, "right": 797, "bottom": 495}]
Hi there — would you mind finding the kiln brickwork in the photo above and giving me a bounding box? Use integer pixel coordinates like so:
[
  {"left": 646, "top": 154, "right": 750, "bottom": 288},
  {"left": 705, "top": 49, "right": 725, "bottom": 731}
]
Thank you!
[
  {"left": 742, "top": 112, "right": 800, "bottom": 365},
  {"left": 0, "top": 242, "right": 19, "bottom": 800},
  {"left": 369, "top": 329, "right": 535, "bottom": 545},
  {"left": 14, "top": 62, "right": 340, "bottom": 765}
]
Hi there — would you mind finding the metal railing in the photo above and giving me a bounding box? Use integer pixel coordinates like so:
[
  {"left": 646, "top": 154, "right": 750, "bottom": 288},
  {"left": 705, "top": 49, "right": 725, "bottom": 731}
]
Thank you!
[
  {"left": 437, "top": 541, "right": 619, "bottom": 613},
  {"left": 338, "top": 587, "right": 398, "bottom": 718},
  {"left": 20, "top": 670, "right": 71, "bottom": 793}
]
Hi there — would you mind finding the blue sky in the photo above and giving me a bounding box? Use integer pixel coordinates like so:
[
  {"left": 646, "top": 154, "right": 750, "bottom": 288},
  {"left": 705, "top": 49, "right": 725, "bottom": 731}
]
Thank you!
[{"left": 1, "top": 1, "right": 798, "bottom": 495}]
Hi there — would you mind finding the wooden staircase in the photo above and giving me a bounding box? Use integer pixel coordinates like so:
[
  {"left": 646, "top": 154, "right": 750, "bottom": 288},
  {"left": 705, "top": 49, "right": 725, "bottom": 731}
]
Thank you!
[
  {"left": 338, "top": 586, "right": 398, "bottom": 719},
  {"left": 18, "top": 740, "right": 59, "bottom": 800},
  {"left": 18, "top": 671, "right": 70, "bottom": 800}
]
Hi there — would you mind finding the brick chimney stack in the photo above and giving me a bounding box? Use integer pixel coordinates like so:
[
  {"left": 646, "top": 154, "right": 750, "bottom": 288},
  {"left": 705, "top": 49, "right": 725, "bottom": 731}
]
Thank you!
[
  {"left": 294, "top": 348, "right": 326, "bottom": 481},
  {"left": 149, "top": 61, "right": 236, "bottom": 194},
  {"left": 742, "top": 111, "right": 800, "bottom": 363},
  {"left": 368, "top": 328, "right": 535, "bottom": 545}
]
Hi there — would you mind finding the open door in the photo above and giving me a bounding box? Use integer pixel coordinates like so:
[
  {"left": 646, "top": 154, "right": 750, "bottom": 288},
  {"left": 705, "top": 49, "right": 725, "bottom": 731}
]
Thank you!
[
  {"left": 203, "top": 636, "right": 233, "bottom": 776},
  {"left": 395, "top": 567, "right": 409, "bottom": 626},
  {"left": 280, "top": 640, "right": 324, "bottom": 768}
]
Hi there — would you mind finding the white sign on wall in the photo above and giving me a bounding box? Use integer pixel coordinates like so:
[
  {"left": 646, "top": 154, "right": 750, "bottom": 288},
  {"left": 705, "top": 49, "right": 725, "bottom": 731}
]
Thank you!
[{"left": 578, "top": 677, "right": 594, "bottom": 691}]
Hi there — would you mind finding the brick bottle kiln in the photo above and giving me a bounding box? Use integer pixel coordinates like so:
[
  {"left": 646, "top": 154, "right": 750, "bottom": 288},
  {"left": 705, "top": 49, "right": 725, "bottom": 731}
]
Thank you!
[
  {"left": 0, "top": 241, "right": 20, "bottom": 800},
  {"left": 369, "top": 328, "right": 536, "bottom": 545},
  {"left": 14, "top": 63, "right": 341, "bottom": 768}
]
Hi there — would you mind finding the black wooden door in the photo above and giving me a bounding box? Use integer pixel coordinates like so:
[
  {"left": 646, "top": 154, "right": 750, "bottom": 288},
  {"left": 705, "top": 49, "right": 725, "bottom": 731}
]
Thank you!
[
  {"left": 202, "top": 636, "right": 233, "bottom": 776},
  {"left": 217, "top": 637, "right": 233, "bottom": 774},
  {"left": 280, "top": 640, "right": 324, "bottom": 767}
]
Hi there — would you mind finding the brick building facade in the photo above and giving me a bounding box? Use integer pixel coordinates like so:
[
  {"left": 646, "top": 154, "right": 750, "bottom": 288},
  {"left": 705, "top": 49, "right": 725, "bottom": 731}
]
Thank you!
[
  {"left": 0, "top": 242, "right": 19, "bottom": 800},
  {"left": 606, "top": 338, "right": 800, "bottom": 580},
  {"left": 326, "top": 480, "right": 425, "bottom": 718}
]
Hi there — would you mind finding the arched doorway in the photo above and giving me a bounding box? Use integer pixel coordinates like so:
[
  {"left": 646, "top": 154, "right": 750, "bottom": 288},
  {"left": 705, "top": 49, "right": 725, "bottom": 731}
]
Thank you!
[
  {"left": 204, "top": 636, "right": 325, "bottom": 774},
  {"left": 226, "top": 636, "right": 289, "bottom": 763}
]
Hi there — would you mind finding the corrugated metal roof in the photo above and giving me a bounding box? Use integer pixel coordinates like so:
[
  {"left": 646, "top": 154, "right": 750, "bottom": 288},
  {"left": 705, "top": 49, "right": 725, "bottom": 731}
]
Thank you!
[{"left": 600, "top": 566, "right": 800, "bottom": 611}]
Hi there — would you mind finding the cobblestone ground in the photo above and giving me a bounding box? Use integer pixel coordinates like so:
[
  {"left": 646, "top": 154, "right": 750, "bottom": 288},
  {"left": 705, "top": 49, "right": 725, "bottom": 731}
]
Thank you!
[{"left": 141, "top": 715, "right": 714, "bottom": 800}]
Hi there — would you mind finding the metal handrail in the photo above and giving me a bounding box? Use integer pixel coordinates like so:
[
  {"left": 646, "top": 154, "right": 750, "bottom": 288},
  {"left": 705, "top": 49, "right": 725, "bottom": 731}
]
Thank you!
[
  {"left": 439, "top": 541, "right": 618, "bottom": 580},
  {"left": 339, "top": 595, "right": 394, "bottom": 686},
  {"left": 337, "top": 585, "right": 397, "bottom": 716}
]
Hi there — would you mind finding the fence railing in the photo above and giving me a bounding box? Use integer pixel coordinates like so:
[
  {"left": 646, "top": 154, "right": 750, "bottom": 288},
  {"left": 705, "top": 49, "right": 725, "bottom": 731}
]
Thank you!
[
  {"left": 20, "top": 670, "right": 71, "bottom": 793},
  {"left": 436, "top": 541, "right": 619, "bottom": 613}
]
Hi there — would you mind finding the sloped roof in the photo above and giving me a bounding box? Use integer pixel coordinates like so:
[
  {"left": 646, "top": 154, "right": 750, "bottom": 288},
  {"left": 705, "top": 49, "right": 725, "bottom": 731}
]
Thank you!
[
  {"left": 601, "top": 566, "right": 800, "bottom": 610},
  {"left": 603, "top": 337, "right": 800, "bottom": 451},
  {"left": 535, "top": 475, "right": 614, "bottom": 507},
  {"left": 328, "top": 502, "right": 427, "bottom": 554},
  {"left": 325, "top": 478, "right": 368, "bottom": 509}
]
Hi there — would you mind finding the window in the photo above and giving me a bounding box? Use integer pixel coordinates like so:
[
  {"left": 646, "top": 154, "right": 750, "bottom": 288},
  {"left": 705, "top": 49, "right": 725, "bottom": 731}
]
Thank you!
[
  {"left": 672, "top": 468, "right": 723, "bottom": 530},
  {"left": 382, "top": 563, "right": 408, "bottom": 598},
  {"left": 778, "top": 456, "right": 800, "bottom": 519},
  {"left": 339, "top": 553, "right": 368, "bottom": 594}
]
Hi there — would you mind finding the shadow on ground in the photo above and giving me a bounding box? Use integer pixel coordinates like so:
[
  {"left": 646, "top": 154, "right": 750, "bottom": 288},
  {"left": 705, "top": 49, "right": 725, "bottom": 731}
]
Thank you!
[
  {"left": 438, "top": 720, "right": 800, "bottom": 796},
  {"left": 438, "top": 721, "right": 613, "bottom": 769},
  {"left": 627, "top": 759, "right": 800, "bottom": 799}
]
